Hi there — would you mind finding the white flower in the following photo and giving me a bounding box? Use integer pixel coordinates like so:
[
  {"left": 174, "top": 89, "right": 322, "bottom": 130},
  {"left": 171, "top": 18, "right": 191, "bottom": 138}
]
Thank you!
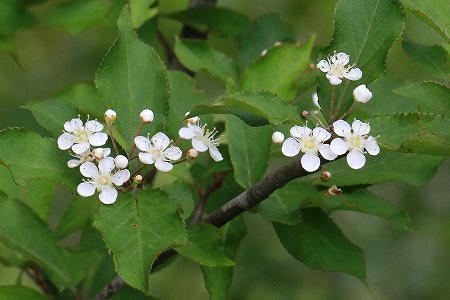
[
  {"left": 317, "top": 52, "right": 362, "bottom": 85},
  {"left": 57, "top": 117, "right": 108, "bottom": 154},
  {"left": 114, "top": 155, "right": 128, "bottom": 169},
  {"left": 67, "top": 148, "right": 111, "bottom": 168},
  {"left": 330, "top": 119, "right": 380, "bottom": 169},
  {"left": 134, "top": 132, "right": 182, "bottom": 172},
  {"left": 77, "top": 157, "right": 130, "bottom": 204},
  {"left": 312, "top": 92, "right": 321, "bottom": 109},
  {"left": 281, "top": 125, "right": 337, "bottom": 172},
  {"left": 178, "top": 118, "right": 224, "bottom": 162},
  {"left": 353, "top": 84, "right": 372, "bottom": 103},
  {"left": 140, "top": 109, "right": 154, "bottom": 123},
  {"left": 272, "top": 131, "right": 285, "bottom": 144}
]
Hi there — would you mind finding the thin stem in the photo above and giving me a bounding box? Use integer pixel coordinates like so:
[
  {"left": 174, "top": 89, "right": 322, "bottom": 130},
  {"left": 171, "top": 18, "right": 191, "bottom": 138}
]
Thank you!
[
  {"left": 329, "top": 86, "right": 336, "bottom": 124},
  {"left": 341, "top": 102, "right": 358, "bottom": 120},
  {"left": 128, "top": 125, "right": 143, "bottom": 159},
  {"left": 108, "top": 124, "right": 119, "bottom": 156},
  {"left": 173, "top": 157, "right": 188, "bottom": 165},
  {"left": 334, "top": 81, "right": 351, "bottom": 121},
  {"left": 308, "top": 113, "right": 327, "bottom": 128},
  {"left": 138, "top": 167, "right": 157, "bottom": 188}
]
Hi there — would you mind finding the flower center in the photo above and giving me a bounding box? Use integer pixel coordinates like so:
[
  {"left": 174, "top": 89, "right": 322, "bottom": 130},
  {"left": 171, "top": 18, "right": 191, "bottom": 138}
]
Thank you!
[
  {"left": 150, "top": 147, "right": 163, "bottom": 159},
  {"left": 96, "top": 173, "right": 112, "bottom": 190},
  {"left": 349, "top": 135, "right": 363, "bottom": 149},
  {"left": 330, "top": 65, "right": 346, "bottom": 77},
  {"left": 301, "top": 137, "right": 317, "bottom": 153},
  {"left": 74, "top": 128, "right": 90, "bottom": 143}
]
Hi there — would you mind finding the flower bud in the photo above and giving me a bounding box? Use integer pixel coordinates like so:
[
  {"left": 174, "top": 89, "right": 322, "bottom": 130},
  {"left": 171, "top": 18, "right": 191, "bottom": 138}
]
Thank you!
[
  {"left": 114, "top": 155, "right": 128, "bottom": 169},
  {"left": 353, "top": 84, "right": 372, "bottom": 103},
  {"left": 140, "top": 109, "right": 154, "bottom": 123},
  {"left": 133, "top": 174, "right": 143, "bottom": 184},
  {"left": 327, "top": 185, "right": 342, "bottom": 196},
  {"left": 320, "top": 171, "right": 331, "bottom": 182},
  {"left": 104, "top": 109, "right": 116, "bottom": 123},
  {"left": 184, "top": 111, "right": 199, "bottom": 124},
  {"left": 301, "top": 110, "right": 309, "bottom": 118},
  {"left": 187, "top": 148, "right": 198, "bottom": 159},
  {"left": 261, "top": 48, "right": 268, "bottom": 56},
  {"left": 93, "top": 148, "right": 105, "bottom": 159},
  {"left": 271, "top": 131, "right": 284, "bottom": 144},
  {"left": 273, "top": 41, "right": 282, "bottom": 47}
]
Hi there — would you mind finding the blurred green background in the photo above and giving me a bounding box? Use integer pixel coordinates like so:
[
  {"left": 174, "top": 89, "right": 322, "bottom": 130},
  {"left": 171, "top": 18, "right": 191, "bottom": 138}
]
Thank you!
[{"left": 0, "top": 0, "right": 448, "bottom": 299}]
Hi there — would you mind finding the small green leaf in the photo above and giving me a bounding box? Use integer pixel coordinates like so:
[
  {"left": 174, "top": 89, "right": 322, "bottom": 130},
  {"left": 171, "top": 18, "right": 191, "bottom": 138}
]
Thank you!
[
  {"left": 95, "top": 6, "right": 170, "bottom": 152},
  {"left": 0, "top": 286, "right": 47, "bottom": 300},
  {"left": 0, "top": 128, "right": 79, "bottom": 188},
  {"left": 273, "top": 208, "right": 366, "bottom": 282},
  {"left": 169, "top": 7, "right": 251, "bottom": 39},
  {"left": 238, "top": 13, "right": 295, "bottom": 70},
  {"left": 226, "top": 115, "right": 271, "bottom": 189},
  {"left": 0, "top": 0, "right": 35, "bottom": 39},
  {"left": 129, "top": 0, "right": 157, "bottom": 28},
  {"left": 161, "top": 179, "right": 196, "bottom": 220},
  {"left": 0, "top": 196, "right": 71, "bottom": 285},
  {"left": 394, "top": 81, "right": 450, "bottom": 115},
  {"left": 24, "top": 99, "right": 80, "bottom": 138},
  {"left": 189, "top": 90, "right": 300, "bottom": 127},
  {"left": 201, "top": 216, "right": 247, "bottom": 300},
  {"left": 93, "top": 189, "right": 186, "bottom": 293},
  {"left": 176, "top": 224, "right": 235, "bottom": 267},
  {"left": 174, "top": 37, "right": 239, "bottom": 84},
  {"left": 242, "top": 37, "right": 315, "bottom": 100}
]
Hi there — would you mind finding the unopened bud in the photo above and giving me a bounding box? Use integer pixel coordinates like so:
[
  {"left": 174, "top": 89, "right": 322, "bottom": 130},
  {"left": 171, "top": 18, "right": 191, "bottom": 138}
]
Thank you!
[
  {"left": 114, "top": 155, "right": 128, "bottom": 169},
  {"left": 273, "top": 41, "right": 282, "bottom": 47},
  {"left": 327, "top": 185, "right": 342, "bottom": 196},
  {"left": 301, "top": 111, "right": 309, "bottom": 118},
  {"left": 140, "top": 109, "right": 154, "bottom": 123},
  {"left": 184, "top": 111, "right": 199, "bottom": 124},
  {"left": 93, "top": 148, "right": 105, "bottom": 159},
  {"left": 320, "top": 171, "right": 331, "bottom": 182},
  {"left": 271, "top": 131, "right": 285, "bottom": 144},
  {"left": 104, "top": 109, "right": 116, "bottom": 123},
  {"left": 187, "top": 148, "right": 198, "bottom": 159},
  {"left": 353, "top": 84, "right": 372, "bottom": 103},
  {"left": 261, "top": 48, "right": 268, "bottom": 56},
  {"left": 133, "top": 174, "right": 143, "bottom": 184}
]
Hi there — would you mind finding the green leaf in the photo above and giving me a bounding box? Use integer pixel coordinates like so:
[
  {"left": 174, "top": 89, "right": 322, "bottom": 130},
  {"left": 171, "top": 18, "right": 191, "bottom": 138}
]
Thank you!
[
  {"left": 166, "top": 71, "right": 208, "bottom": 138},
  {"left": 169, "top": 7, "right": 251, "bottom": 39},
  {"left": 189, "top": 90, "right": 300, "bottom": 127},
  {"left": 201, "top": 216, "right": 247, "bottom": 300},
  {"left": 63, "top": 249, "right": 105, "bottom": 287},
  {"left": 400, "top": 0, "right": 449, "bottom": 40},
  {"left": 226, "top": 115, "right": 271, "bottom": 189},
  {"left": 24, "top": 99, "right": 80, "bottom": 138},
  {"left": 394, "top": 81, "right": 450, "bottom": 115},
  {"left": 273, "top": 208, "right": 366, "bottom": 282},
  {"left": 317, "top": 0, "right": 405, "bottom": 121},
  {"left": 0, "top": 128, "right": 79, "bottom": 188},
  {"left": 93, "top": 189, "right": 186, "bottom": 293},
  {"left": 109, "top": 286, "right": 155, "bottom": 299},
  {"left": 238, "top": 13, "right": 295, "bottom": 70},
  {"left": 0, "top": 196, "right": 71, "bottom": 285},
  {"left": 174, "top": 37, "right": 239, "bottom": 84},
  {"left": 45, "top": 0, "right": 111, "bottom": 34},
  {"left": 367, "top": 113, "right": 450, "bottom": 155},
  {"left": 161, "top": 179, "right": 196, "bottom": 220},
  {"left": 402, "top": 40, "right": 449, "bottom": 84},
  {"left": 241, "top": 37, "right": 315, "bottom": 100},
  {"left": 129, "top": 0, "right": 157, "bottom": 28},
  {"left": 176, "top": 224, "right": 235, "bottom": 267},
  {"left": 95, "top": 6, "right": 170, "bottom": 152},
  {"left": 0, "top": 0, "right": 35, "bottom": 39},
  {"left": 0, "top": 286, "right": 47, "bottom": 300},
  {"left": 80, "top": 255, "right": 116, "bottom": 298}
]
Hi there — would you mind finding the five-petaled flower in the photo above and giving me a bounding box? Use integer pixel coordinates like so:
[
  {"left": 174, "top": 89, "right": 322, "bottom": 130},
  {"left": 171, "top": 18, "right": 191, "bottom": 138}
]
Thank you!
[
  {"left": 330, "top": 119, "right": 380, "bottom": 169},
  {"left": 134, "top": 132, "right": 182, "bottom": 172},
  {"left": 67, "top": 147, "right": 111, "bottom": 168},
  {"left": 317, "top": 52, "right": 362, "bottom": 85},
  {"left": 178, "top": 117, "right": 224, "bottom": 162},
  {"left": 58, "top": 117, "right": 108, "bottom": 154},
  {"left": 281, "top": 125, "right": 337, "bottom": 172},
  {"left": 77, "top": 157, "right": 130, "bottom": 204}
]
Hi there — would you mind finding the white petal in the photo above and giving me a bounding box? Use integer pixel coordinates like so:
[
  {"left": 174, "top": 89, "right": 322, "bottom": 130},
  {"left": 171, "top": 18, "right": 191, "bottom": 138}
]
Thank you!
[
  {"left": 77, "top": 182, "right": 96, "bottom": 197},
  {"left": 347, "top": 149, "right": 366, "bottom": 169},
  {"left": 98, "top": 157, "right": 115, "bottom": 174},
  {"left": 317, "top": 60, "right": 330, "bottom": 72},
  {"left": 134, "top": 136, "right": 150, "bottom": 152},
  {"left": 72, "top": 142, "right": 90, "bottom": 154},
  {"left": 334, "top": 52, "right": 350, "bottom": 65},
  {"left": 351, "top": 119, "right": 370, "bottom": 135},
  {"left": 103, "top": 148, "right": 111, "bottom": 157},
  {"left": 67, "top": 159, "right": 81, "bottom": 168},
  {"left": 318, "top": 144, "right": 337, "bottom": 160},
  {"left": 70, "top": 118, "right": 83, "bottom": 131},
  {"left": 85, "top": 120, "right": 104, "bottom": 132},
  {"left": 179, "top": 127, "right": 195, "bottom": 139},
  {"left": 151, "top": 132, "right": 170, "bottom": 150},
  {"left": 64, "top": 121, "right": 74, "bottom": 132},
  {"left": 192, "top": 138, "right": 208, "bottom": 152},
  {"left": 312, "top": 127, "right": 331, "bottom": 143},
  {"left": 155, "top": 160, "right": 173, "bottom": 172},
  {"left": 99, "top": 187, "right": 118, "bottom": 204},
  {"left": 364, "top": 136, "right": 380, "bottom": 156},
  {"left": 164, "top": 146, "right": 182, "bottom": 160},
  {"left": 209, "top": 146, "right": 223, "bottom": 162},
  {"left": 57, "top": 133, "right": 75, "bottom": 150},
  {"left": 89, "top": 132, "right": 108, "bottom": 147},
  {"left": 330, "top": 138, "right": 349, "bottom": 155},
  {"left": 139, "top": 152, "right": 154, "bottom": 164},
  {"left": 332, "top": 120, "right": 351, "bottom": 137},
  {"left": 281, "top": 137, "right": 301, "bottom": 157},
  {"left": 312, "top": 92, "right": 321, "bottom": 109},
  {"left": 111, "top": 169, "right": 130, "bottom": 186},
  {"left": 326, "top": 73, "right": 342, "bottom": 85},
  {"left": 80, "top": 162, "right": 99, "bottom": 178},
  {"left": 344, "top": 68, "right": 362, "bottom": 81},
  {"left": 290, "top": 125, "right": 312, "bottom": 139},
  {"left": 301, "top": 153, "right": 321, "bottom": 172},
  {"left": 353, "top": 84, "right": 372, "bottom": 103}
]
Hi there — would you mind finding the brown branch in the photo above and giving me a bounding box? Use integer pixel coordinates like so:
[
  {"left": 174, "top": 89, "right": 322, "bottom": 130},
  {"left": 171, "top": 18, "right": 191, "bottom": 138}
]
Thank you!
[{"left": 94, "top": 276, "right": 125, "bottom": 300}]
